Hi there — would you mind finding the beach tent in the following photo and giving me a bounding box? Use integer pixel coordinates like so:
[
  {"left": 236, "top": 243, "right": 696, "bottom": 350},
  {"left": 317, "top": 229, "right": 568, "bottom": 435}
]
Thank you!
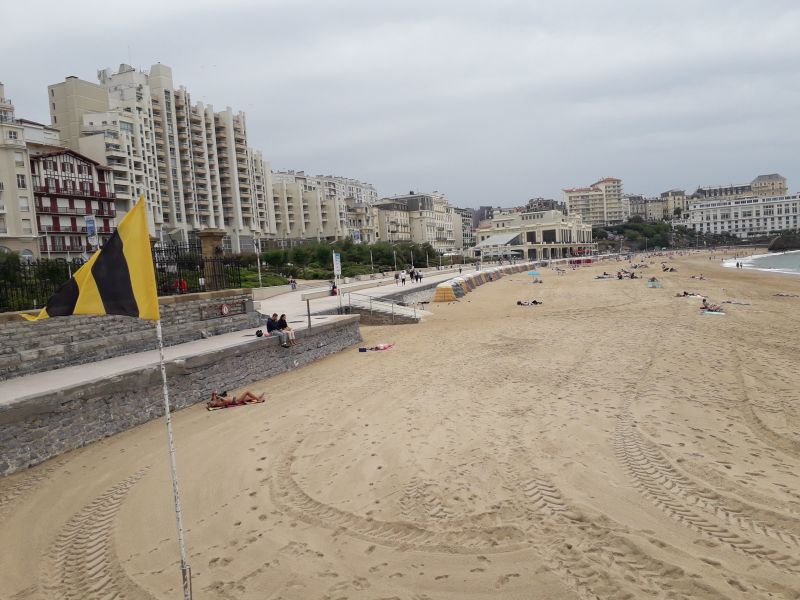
[{"left": 433, "top": 282, "right": 458, "bottom": 302}]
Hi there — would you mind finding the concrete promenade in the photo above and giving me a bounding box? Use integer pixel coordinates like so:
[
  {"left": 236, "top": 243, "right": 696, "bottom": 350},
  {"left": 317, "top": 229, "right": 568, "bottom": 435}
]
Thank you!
[{"left": 256, "top": 265, "right": 479, "bottom": 323}]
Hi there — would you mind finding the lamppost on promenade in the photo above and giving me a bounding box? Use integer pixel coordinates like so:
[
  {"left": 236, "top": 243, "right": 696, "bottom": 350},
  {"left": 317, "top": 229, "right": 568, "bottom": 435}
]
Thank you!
[{"left": 255, "top": 234, "right": 263, "bottom": 288}]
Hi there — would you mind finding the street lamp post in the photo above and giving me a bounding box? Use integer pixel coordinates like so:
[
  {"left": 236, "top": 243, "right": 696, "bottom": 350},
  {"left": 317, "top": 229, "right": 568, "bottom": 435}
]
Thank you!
[
  {"left": 393, "top": 249, "right": 397, "bottom": 272},
  {"left": 369, "top": 248, "right": 374, "bottom": 273},
  {"left": 255, "top": 235, "right": 262, "bottom": 288}
]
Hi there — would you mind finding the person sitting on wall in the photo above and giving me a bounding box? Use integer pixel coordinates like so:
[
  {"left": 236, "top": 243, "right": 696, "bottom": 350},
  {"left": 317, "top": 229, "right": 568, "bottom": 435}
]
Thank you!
[
  {"left": 267, "top": 313, "right": 290, "bottom": 347},
  {"left": 208, "top": 390, "right": 265, "bottom": 409},
  {"left": 277, "top": 313, "right": 297, "bottom": 346},
  {"left": 330, "top": 282, "right": 338, "bottom": 296}
]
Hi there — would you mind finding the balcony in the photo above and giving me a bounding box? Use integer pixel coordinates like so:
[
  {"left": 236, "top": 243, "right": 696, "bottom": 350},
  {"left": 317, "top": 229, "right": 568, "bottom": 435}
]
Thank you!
[
  {"left": 34, "top": 185, "right": 116, "bottom": 200},
  {"left": 34, "top": 202, "right": 116, "bottom": 218},
  {"left": 40, "top": 240, "right": 87, "bottom": 253}
]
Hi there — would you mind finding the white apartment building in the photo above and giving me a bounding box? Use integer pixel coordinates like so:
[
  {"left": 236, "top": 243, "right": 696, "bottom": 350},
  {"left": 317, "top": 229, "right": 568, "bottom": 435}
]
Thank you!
[
  {"left": 563, "top": 177, "right": 625, "bottom": 226},
  {"left": 374, "top": 199, "right": 411, "bottom": 243},
  {"left": 688, "top": 194, "right": 799, "bottom": 239},
  {"left": 271, "top": 171, "right": 379, "bottom": 244},
  {"left": 381, "top": 191, "right": 460, "bottom": 253},
  {"left": 453, "top": 206, "right": 475, "bottom": 249},
  {"left": 471, "top": 209, "right": 595, "bottom": 261},
  {"left": 0, "top": 83, "right": 38, "bottom": 257},
  {"left": 49, "top": 63, "right": 273, "bottom": 252}
]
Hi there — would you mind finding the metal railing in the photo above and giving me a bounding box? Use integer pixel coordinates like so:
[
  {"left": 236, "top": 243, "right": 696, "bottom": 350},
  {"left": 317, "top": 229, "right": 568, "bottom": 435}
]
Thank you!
[{"left": 346, "top": 292, "right": 417, "bottom": 323}]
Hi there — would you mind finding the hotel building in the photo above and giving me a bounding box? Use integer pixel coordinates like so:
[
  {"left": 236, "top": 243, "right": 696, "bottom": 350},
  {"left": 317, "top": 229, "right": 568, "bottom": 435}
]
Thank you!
[
  {"left": 471, "top": 209, "right": 594, "bottom": 260},
  {"left": 563, "top": 177, "right": 625, "bottom": 226},
  {"left": 691, "top": 174, "right": 787, "bottom": 201},
  {"left": 687, "top": 194, "right": 799, "bottom": 239}
]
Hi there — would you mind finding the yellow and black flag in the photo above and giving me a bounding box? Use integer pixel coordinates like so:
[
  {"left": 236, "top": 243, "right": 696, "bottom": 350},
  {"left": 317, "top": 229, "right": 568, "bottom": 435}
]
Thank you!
[{"left": 23, "top": 196, "right": 159, "bottom": 321}]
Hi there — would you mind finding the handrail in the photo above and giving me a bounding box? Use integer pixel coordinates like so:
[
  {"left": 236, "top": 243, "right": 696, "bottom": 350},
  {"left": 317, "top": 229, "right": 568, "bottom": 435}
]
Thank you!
[{"left": 346, "top": 292, "right": 417, "bottom": 321}]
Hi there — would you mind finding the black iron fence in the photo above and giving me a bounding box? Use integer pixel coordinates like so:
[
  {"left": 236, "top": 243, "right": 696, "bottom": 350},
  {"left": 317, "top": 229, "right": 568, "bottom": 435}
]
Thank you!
[
  {"left": 152, "top": 245, "right": 241, "bottom": 296},
  {"left": 0, "top": 258, "right": 84, "bottom": 312},
  {"left": 0, "top": 246, "right": 242, "bottom": 313}
]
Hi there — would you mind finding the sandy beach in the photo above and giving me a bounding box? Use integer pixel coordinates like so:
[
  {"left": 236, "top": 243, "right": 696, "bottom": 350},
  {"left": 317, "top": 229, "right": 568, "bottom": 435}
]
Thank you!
[{"left": 2, "top": 250, "right": 800, "bottom": 599}]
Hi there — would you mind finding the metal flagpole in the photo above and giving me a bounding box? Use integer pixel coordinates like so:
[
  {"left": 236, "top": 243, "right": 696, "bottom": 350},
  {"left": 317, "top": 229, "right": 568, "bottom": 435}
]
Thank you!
[{"left": 155, "top": 319, "right": 192, "bottom": 600}]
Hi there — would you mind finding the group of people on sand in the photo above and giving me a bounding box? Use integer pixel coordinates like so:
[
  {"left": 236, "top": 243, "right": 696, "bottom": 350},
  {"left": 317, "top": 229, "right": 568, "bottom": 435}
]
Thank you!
[
  {"left": 617, "top": 270, "right": 639, "bottom": 279},
  {"left": 208, "top": 390, "right": 265, "bottom": 409},
  {"left": 517, "top": 299, "right": 543, "bottom": 306},
  {"left": 690, "top": 273, "right": 706, "bottom": 280},
  {"left": 661, "top": 263, "right": 677, "bottom": 272}
]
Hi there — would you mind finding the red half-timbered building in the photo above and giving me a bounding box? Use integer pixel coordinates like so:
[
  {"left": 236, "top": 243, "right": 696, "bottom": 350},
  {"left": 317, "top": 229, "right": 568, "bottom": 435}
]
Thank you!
[{"left": 30, "top": 149, "right": 116, "bottom": 256}]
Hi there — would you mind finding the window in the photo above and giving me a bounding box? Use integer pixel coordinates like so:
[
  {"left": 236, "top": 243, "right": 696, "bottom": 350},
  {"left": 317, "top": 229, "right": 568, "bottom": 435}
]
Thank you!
[
  {"left": 16, "top": 174, "right": 26, "bottom": 189},
  {"left": 14, "top": 151, "right": 24, "bottom": 167},
  {"left": 8, "top": 130, "right": 18, "bottom": 140},
  {"left": 19, "top": 196, "right": 29, "bottom": 212},
  {"left": 21, "top": 219, "right": 32, "bottom": 234}
]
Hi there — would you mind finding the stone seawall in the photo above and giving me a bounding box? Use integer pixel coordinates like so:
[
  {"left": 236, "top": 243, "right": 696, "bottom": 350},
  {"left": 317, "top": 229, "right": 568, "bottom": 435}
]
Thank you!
[
  {"left": 0, "top": 316, "right": 361, "bottom": 476},
  {"left": 0, "top": 289, "right": 261, "bottom": 381}
]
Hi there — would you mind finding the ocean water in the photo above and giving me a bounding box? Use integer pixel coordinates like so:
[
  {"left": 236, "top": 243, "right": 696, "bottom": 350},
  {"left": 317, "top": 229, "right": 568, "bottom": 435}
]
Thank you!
[{"left": 725, "top": 250, "right": 800, "bottom": 275}]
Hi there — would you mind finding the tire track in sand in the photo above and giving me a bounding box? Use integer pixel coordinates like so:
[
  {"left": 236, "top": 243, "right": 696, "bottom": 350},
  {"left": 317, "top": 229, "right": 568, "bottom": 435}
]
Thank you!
[
  {"left": 39, "top": 469, "right": 155, "bottom": 600},
  {"left": 615, "top": 349, "right": 800, "bottom": 577}
]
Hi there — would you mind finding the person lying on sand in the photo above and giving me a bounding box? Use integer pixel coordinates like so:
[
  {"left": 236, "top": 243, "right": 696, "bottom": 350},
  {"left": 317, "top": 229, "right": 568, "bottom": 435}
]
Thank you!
[
  {"left": 208, "top": 390, "right": 265, "bottom": 409},
  {"left": 517, "top": 300, "right": 543, "bottom": 306},
  {"left": 774, "top": 293, "right": 799, "bottom": 297},
  {"left": 701, "top": 299, "right": 723, "bottom": 312}
]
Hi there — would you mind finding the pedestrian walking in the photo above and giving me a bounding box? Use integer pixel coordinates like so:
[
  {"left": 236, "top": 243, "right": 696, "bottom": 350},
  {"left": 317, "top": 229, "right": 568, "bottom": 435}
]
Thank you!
[
  {"left": 401, "top": 270, "right": 407, "bottom": 285},
  {"left": 395, "top": 272, "right": 400, "bottom": 286}
]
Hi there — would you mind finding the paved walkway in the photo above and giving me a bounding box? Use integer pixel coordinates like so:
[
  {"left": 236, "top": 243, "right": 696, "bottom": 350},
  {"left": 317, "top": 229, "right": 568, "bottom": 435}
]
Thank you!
[{"left": 257, "top": 266, "right": 479, "bottom": 324}]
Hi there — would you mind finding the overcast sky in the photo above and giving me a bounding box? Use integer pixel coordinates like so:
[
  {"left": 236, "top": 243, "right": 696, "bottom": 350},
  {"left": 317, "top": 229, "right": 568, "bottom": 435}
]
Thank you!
[{"left": 3, "top": 0, "right": 799, "bottom": 207}]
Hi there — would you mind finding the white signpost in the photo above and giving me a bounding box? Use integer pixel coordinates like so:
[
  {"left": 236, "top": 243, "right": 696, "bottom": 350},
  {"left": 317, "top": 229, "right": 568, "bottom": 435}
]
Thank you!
[
  {"left": 85, "top": 215, "right": 98, "bottom": 249},
  {"left": 332, "top": 251, "right": 342, "bottom": 311}
]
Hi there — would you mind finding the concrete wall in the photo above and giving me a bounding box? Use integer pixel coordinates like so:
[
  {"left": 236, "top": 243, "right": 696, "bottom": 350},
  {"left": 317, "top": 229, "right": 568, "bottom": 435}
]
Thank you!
[
  {"left": 0, "top": 316, "right": 361, "bottom": 476},
  {"left": 0, "top": 289, "right": 261, "bottom": 382}
]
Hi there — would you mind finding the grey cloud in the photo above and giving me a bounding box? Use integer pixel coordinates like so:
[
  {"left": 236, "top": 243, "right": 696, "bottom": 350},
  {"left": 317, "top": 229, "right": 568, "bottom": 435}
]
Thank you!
[{"left": 2, "top": 0, "right": 798, "bottom": 206}]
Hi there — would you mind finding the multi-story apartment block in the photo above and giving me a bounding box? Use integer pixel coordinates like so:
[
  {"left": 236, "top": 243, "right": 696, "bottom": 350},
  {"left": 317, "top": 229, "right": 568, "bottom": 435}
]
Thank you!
[
  {"left": 49, "top": 63, "right": 272, "bottom": 252},
  {"left": 346, "top": 200, "right": 378, "bottom": 244},
  {"left": 374, "top": 199, "right": 411, "bottom": 243},
  {"left": 453, "top": 206, "right": 475, "bottom": 249},
  {"left": 625, "top": 195, "right": 668, "bottom": 222},
  {"left": 271, "top": 170, "right": 379, "bottom": 244},
  {"left": 472, "top": 209, "right": 595, "bottom": 261},
  {"left": 661, "top": 189, "right": 688, "bottom": 219},
  {"left": 526, "top": 197, "right": 565, "bottom": 213},
  {"left": 691, "top": 174, "right": 788, "bottom": 201},
  {"left": 30, "top": 150, "right": 116, "bottom": 257},
  {"left": 0, "top": 83, "right": 38, "bottom": 257},
  {"left": 563, "top": 177, "right": 625, "bottom": 226},
  {"left": 381, "top": 192, "right": 459, "bottom": 253},
  {"left": 687, "top": 194, "right": 799, "bottom": 239}
]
